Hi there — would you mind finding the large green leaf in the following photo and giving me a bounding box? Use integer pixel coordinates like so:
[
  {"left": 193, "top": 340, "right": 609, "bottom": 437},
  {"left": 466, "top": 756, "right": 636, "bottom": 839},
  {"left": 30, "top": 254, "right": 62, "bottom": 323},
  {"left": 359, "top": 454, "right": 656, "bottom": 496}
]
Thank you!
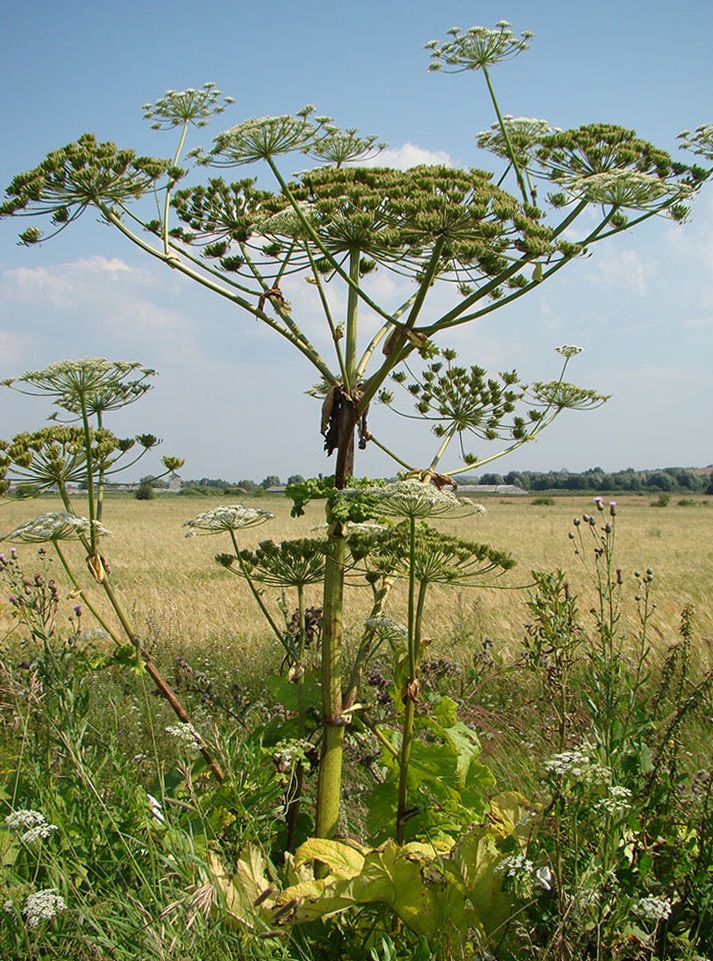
[{"left": 279, "top": 838, "right": 481, "bottom": 940}]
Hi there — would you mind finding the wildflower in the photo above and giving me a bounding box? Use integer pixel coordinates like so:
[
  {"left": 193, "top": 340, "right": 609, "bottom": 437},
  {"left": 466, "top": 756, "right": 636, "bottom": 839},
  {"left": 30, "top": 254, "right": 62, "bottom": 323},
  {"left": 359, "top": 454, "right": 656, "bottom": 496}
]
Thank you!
[
  {"left": 165, "top": 722, "right": 202, "bottom": 750},
  {"left": 4, "top": 358, "right": 156, "bottom": 416},
  {"left": 496, "top": 853, "right": 534, "bottom": 878},
  {"left": 0, "top": 512, "right": 111, "bottom": 544},
  {"left": 208, "top": 109, "right": 324, "bottom": 166},
  {"left": 183, "top": 504, "right": 273, "bottom": 536},
  {"left": 596, "top": 784, "right": 632, "bottom": 815},
  {"left": 5, "top": 809, "right": 58, "bottom": 844},
  {"left": 426, "top": 22, "right": 533, "bottom": 73},
  {"left": 495, "top": 854, "right": 552, "bottom": 899},
  {"left": 477, "top": 115, "right": 557, "bottom": 163},
  {"left": 22, "top": 889, "right": 67, "bottom": 927},
  {"left": 543, "top": 748, "right": 611, "bottom": 785},
  {"left": 143, "top": 82, "right": 233, "bottom": 130},
  {"left": 556, "top": 346, "right": 583, "bottom": 359},
  {"left": 678, "top": 123, "right": 713, "bottom": 160},
  {"left": 634, "top": 895, "right": 673, "bottom": 922},
  {"left": 567, "top": 170, "right": 693, "bottom": 211},
  {"left": 345, "top": 479, "right": 474, "bottom": 520}
]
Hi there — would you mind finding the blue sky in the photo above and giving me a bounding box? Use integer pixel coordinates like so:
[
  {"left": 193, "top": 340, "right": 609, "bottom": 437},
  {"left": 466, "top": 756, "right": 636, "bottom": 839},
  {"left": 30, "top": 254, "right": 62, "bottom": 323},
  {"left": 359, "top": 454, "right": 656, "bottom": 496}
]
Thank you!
[{"left": 1, "top": 0, "right": 711, "bottom": 482}]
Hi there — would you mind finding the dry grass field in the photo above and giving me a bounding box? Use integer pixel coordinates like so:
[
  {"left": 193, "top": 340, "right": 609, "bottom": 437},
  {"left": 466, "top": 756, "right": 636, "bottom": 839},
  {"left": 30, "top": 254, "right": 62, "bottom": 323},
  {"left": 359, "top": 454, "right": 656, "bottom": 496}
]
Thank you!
[{"left": 1, "top": 491, "right": 711, "bottom": 672}]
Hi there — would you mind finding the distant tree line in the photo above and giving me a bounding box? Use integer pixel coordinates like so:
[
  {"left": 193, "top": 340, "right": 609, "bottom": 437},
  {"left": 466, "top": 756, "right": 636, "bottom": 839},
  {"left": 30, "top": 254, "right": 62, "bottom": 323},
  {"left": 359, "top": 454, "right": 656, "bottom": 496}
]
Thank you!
[
  {"left": 168, "top": 468, "right": 712, "bottom": 496},
  {"left": 177, "top": 475, "right": 306, "bottom": 496},
  {"left": 468, "top": 467, "right": 713, "bottom": 494}
]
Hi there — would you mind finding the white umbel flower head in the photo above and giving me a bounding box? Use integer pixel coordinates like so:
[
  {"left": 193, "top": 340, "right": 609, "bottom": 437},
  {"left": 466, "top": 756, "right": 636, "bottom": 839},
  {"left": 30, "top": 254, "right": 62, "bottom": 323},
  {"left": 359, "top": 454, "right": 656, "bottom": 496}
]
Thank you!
[
  {"left": 568, "top": 170, "right": 693, "bottom": 210},
  {"left": 0, "top": 512, "right": 111, "bottom": 544},
  {"left": 5, "top": 809, "right": 58, "bottom": 844},
  {"left": 165, "top": 722, "right": 202, "bottom": 750},
  {"left": 634, "top": 895, "right": 673, "bottom": 922},
  {"left": 22, "top": 889, "right": 67, "bottom": 927},
  {"left": 345, "top": 479, "right": 475, "bottom": 520},
  {"left": 183, "top": 504, "right": 273, "bottom": 536}
]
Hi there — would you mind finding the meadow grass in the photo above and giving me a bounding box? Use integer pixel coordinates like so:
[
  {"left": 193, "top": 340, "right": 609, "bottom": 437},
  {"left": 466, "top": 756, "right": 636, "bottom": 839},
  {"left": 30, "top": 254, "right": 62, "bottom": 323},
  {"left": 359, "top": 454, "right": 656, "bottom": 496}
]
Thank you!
[
  {"left": 2, "top": 490, "right": 712, "bottom": 961},
  {"left": 2, "top": 491, "right": 711, "bottom": 674}
]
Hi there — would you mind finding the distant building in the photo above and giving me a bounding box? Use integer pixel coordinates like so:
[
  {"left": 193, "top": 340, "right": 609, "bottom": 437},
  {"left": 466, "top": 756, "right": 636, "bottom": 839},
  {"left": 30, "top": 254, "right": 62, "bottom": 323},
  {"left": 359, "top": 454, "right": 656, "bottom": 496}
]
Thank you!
[{"left": 167, "top": 473, "right": 182, "bottom": 493}]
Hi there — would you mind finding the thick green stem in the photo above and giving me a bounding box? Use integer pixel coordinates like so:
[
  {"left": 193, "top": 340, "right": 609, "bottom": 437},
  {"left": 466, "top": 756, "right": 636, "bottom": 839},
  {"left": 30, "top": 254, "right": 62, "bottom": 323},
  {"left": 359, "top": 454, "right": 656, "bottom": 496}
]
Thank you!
[
  {"left": 396, "top": 695, "right": 416, "bottom": 845},
  {"left": 286, "top": 585, "right": 307, "bottom": 852},
  {"left": 315, "top": 524, "right": 346, "bottom": 839},
  {"left": 345, "top": 250, "right": 361, "bottom": 388},
  {"left": 396, "top": 521, "right": 425, "bottom": 844}
]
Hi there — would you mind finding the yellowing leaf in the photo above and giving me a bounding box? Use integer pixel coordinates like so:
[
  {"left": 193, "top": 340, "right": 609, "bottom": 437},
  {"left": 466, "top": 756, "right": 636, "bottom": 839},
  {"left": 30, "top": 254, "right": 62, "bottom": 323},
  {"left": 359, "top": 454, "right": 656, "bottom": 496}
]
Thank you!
[{"left": 293, "top": 836, "right": 367, "bottom": 879}]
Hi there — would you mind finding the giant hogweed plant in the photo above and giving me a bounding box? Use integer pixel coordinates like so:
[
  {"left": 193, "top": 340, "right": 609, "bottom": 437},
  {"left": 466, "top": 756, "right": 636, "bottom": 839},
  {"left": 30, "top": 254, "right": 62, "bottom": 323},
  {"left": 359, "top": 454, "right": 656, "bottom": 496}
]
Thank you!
[
  {"left": 0, "top": 359, "right": 226, "bottom": 780},
  {"left": 2, "top": 22, "right": 711, "bottom": 839}
]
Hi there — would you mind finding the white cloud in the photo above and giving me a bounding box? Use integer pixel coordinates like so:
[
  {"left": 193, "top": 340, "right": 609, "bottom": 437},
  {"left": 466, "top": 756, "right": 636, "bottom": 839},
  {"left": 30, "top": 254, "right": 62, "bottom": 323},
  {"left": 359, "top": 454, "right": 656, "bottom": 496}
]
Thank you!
[
  {"left": 365, "top": 142, "right": 453, "bottom": 170},
  {"left": 2, "top": 256, "right": 141, "bottom": 310},
  {"left": 0, "top": 255, "right": 202, "bottom": 367}
]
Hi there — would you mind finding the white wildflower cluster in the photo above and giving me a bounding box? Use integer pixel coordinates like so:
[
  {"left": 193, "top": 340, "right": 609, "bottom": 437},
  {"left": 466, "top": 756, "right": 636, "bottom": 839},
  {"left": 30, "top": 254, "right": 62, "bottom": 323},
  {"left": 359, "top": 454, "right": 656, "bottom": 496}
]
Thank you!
[
  {"left": 4, "top": 809, "right": 58, "bottom": 844},
  {"left": 165, "top": 723, "right": 202, "bottom": 750},
  {"left": 477, "top": 115, "right": 557, "bottom": 160},
  {"left": 22, "top": 888, "right": 67, "bottom": 927},
  {"left": 543, "top": 749, "right": 611, "bottom": 785},
  {"left": 142, "top": 82, "right": 234, "bottom": 130},
  {"left": 0, "top": 512, "right": 111, "bottom": 544},
  {"left": 425, "top": 22, "right": 534, "bottom": 73},
  {"left": 348, "top": 479, "right": 474, "bottom": 520},
  {"left": 567, "top": 171, "right": 693, "bottom": 210},
  {"left": 345, "top": 522, "right": 389, "bottom": 538},
  {"left": 496, "top": 853, "right": 534, "bottom": 878},
  {"left": 495, "top": 855, "right": 553, "bottom": 896},
  {"left": 183, "top": 504, "right": 273, "bottom": 536},
  {"left": 555, "top": 345, "right": 583, "bottom": 359},
  {"left": 209, "top": 108, "right": 328, "bottom": 166},
  {"left": 634, "top": 895, "right": 673, "bottom": 922},
  {"left": 596, "top": 784, "right": 633, "bottom": 816}
]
